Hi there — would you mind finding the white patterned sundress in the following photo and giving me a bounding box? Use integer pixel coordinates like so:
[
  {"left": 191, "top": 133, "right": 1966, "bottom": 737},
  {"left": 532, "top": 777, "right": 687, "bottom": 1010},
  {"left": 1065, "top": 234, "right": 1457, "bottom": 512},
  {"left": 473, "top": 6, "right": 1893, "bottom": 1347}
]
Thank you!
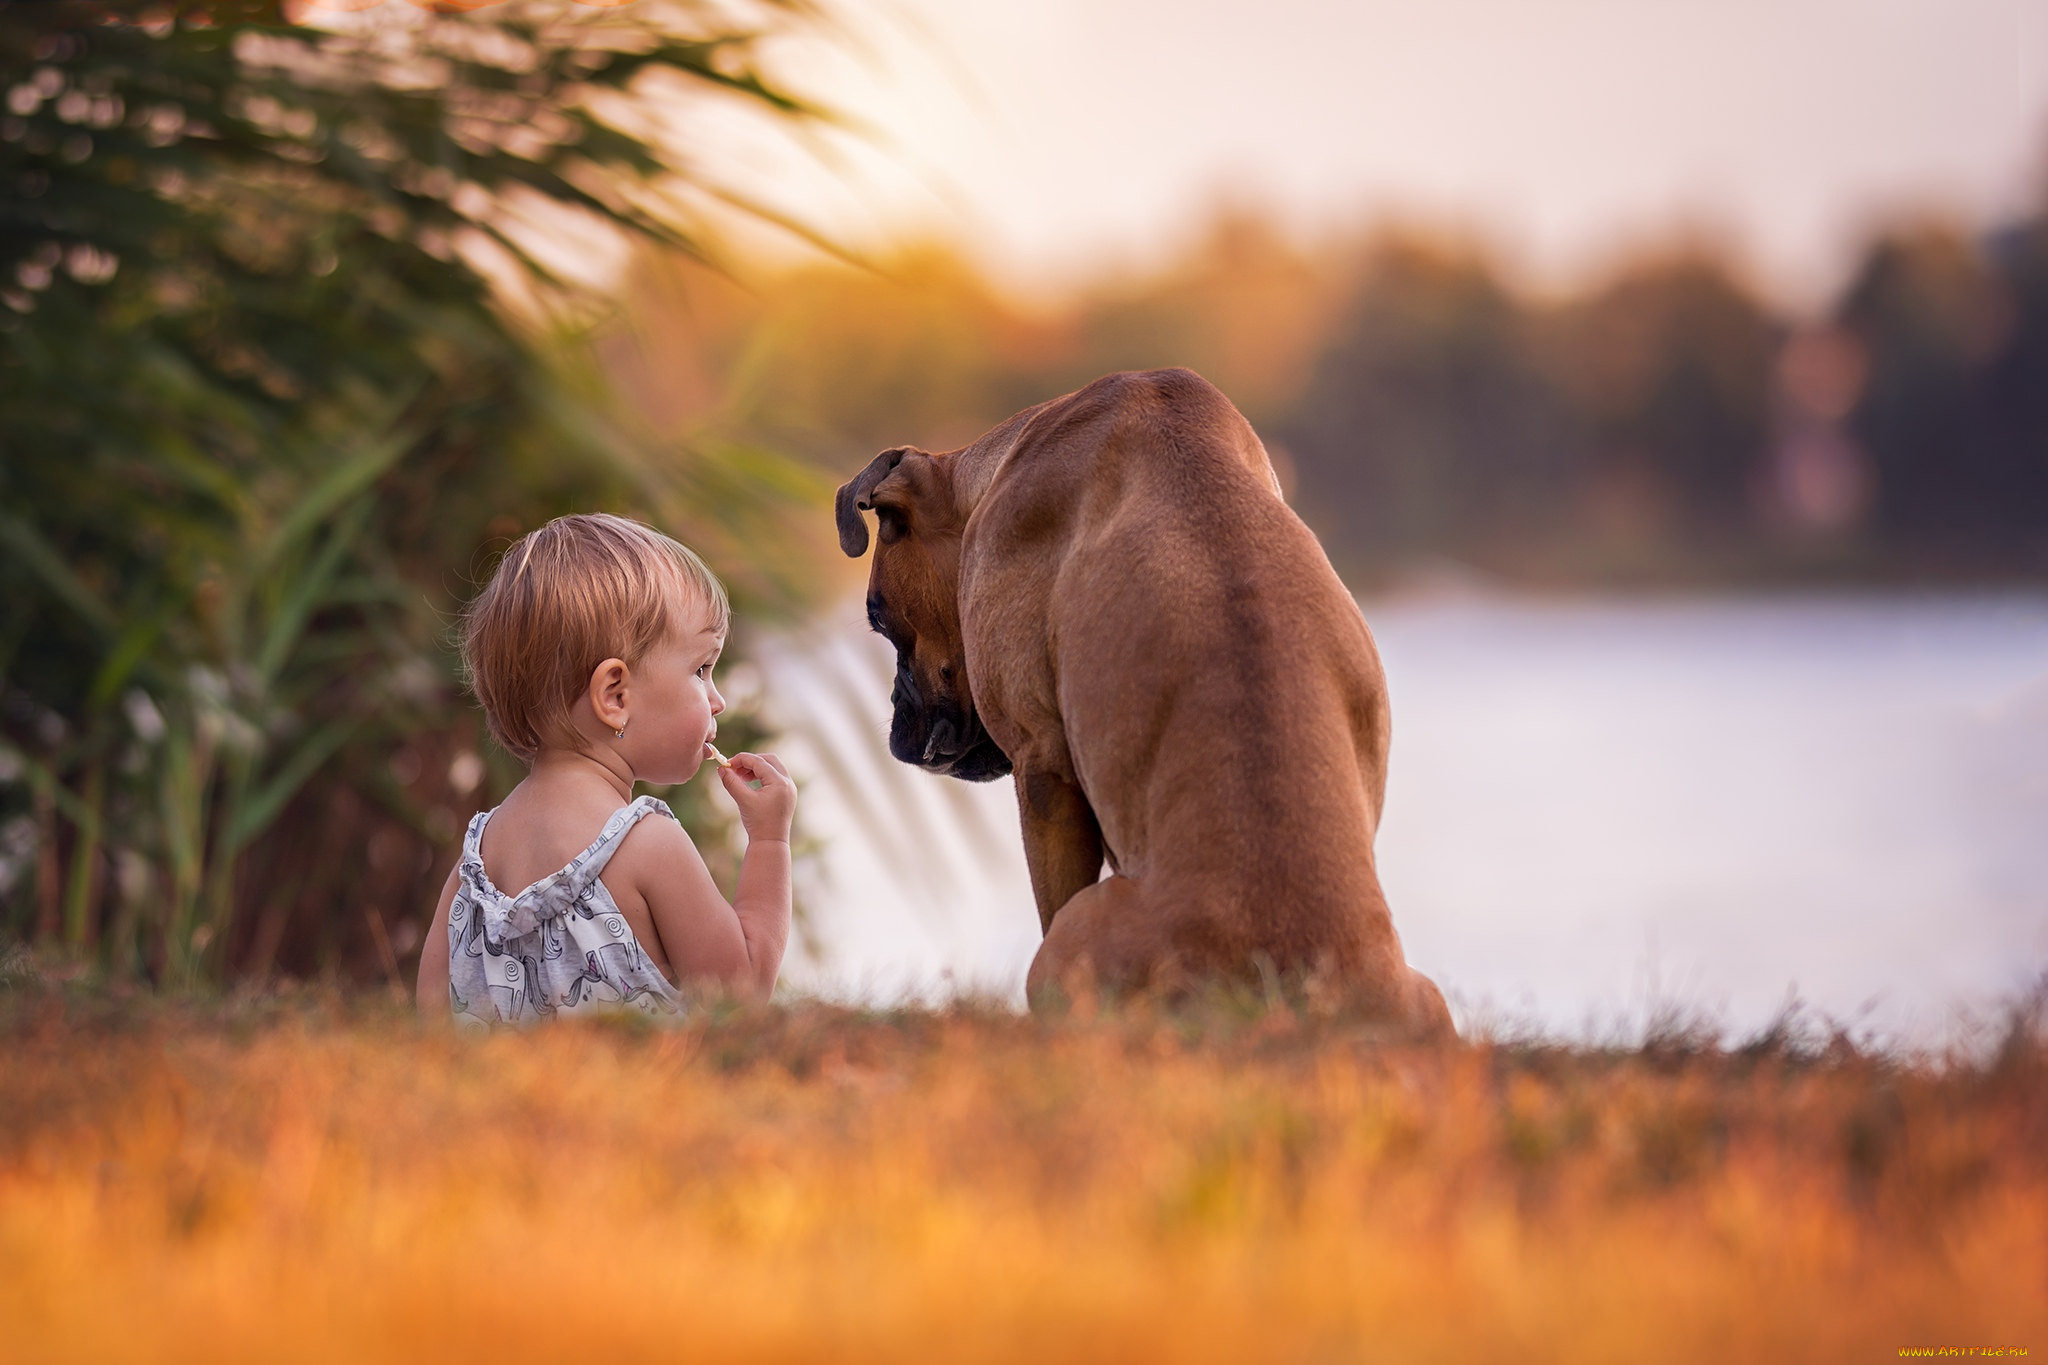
[{"left": 448, "top": 795, "right": 684, "bottom": 1026}]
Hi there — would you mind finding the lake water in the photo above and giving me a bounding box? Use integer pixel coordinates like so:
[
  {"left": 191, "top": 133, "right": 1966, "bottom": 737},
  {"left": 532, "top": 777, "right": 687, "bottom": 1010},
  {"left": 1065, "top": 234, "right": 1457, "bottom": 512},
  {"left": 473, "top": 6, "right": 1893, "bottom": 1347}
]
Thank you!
[{"left": 753, "top": 593, "right": 2048, "bottom": 1046}]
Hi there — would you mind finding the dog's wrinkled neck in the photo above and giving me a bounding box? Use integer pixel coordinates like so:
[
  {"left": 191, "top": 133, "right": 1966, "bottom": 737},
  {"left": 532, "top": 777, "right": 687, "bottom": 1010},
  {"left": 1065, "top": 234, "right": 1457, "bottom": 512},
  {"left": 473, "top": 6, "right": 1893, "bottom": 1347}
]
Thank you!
[{"left": 945, "top": 399, "right": 1047, "bottom": 522}]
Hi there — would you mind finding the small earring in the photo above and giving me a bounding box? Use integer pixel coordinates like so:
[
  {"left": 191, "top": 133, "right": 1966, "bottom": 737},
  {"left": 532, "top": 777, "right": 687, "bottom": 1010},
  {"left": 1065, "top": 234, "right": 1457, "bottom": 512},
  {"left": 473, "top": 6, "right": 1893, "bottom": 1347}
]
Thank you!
[{"left": 614, "top": 724, "right": 627, "bottom": 738}]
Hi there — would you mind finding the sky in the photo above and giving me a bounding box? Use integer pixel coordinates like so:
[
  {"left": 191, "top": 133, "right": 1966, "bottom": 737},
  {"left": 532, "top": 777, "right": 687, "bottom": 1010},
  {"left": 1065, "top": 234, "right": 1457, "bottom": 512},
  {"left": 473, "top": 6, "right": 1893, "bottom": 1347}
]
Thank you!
[{"left": 751, "top": 0, "right": 2048, "bottom": 309}]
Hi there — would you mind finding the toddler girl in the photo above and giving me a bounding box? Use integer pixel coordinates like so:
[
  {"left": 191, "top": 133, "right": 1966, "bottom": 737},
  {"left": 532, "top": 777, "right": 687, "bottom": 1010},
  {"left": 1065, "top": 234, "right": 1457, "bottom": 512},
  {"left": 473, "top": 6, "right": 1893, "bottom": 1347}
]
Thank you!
[{"left": 414, "top": 513, "right": 796, "bottom": 1023}]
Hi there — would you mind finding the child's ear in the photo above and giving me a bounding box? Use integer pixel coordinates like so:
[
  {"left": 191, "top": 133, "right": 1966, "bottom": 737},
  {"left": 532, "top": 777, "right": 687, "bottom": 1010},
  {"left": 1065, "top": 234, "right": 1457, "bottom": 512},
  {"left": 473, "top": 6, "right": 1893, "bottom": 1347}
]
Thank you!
[{"left": 587, "top": 657, "right": 630, "bottom": 729}]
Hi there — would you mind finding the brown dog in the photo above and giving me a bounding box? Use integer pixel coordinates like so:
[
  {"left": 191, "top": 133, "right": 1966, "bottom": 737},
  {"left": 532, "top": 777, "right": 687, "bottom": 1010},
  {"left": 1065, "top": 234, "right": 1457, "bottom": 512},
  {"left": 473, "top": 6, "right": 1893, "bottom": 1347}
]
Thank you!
[{"left": 835, "top": 368, "right": 1452, "bottom": 1036}]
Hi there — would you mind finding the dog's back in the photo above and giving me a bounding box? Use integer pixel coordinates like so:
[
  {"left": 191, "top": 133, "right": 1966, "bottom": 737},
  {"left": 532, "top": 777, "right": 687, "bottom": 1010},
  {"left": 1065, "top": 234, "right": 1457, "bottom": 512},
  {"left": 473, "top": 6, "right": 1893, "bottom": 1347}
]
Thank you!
[{"left": 966, "top": 371, "right": 1431, "bottom": 1013}]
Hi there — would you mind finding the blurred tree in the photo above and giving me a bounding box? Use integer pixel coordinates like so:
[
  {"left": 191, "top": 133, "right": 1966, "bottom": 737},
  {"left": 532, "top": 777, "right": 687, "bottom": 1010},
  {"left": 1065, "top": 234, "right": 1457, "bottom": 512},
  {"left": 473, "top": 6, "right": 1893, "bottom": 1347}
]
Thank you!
[
  {"left": 739, "top": 248, "right": 1064, "bottom": 458},
  {"left": 1275, "top": 243, "right": 1783, "bottom": 579},
  {"left": 1838, "top": 221, "right": 2048, "bottom": 568},
  {"left": 595, "top": 219, "right": 1355, "bottom": 494},
  {"left": 595, "top": 244, "right": 1075, "bottom": 483},
  {"left": 0, "top": 0, "right": 832, "bottom": 984},
  {"left": 591, "top": 205, "right": 2047, "bottom": 602},
  {"left": 1542, "top": 254, "right": 1780, "bottom": 545},
  {"left": 1278, "top": 239, "right": 1583, "bottom": 575},
  {"left": 1070, "top": 212, "right": 1350, "bottom": 425}
]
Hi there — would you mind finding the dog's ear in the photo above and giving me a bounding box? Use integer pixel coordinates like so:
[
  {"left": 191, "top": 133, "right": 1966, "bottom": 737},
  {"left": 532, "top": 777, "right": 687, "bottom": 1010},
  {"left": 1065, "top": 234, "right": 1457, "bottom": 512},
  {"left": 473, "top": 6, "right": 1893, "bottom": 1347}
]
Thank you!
[{"left": 835, "top": 447, "right": 911, "bottom": 557}]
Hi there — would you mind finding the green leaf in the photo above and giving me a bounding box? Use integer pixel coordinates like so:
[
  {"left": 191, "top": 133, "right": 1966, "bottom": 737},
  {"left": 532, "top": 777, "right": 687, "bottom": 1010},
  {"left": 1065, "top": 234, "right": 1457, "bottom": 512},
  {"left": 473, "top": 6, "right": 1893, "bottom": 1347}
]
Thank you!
[
  {"left": 224, "top": 718, "right": 358, "bottom": 854},
  {"left": 252, "top": 502, "right": 367, "bottom": 686},
  {"left": 0, "top": 514, "right": 120, "bottom": 641},
  {"left": 0, "top": 741, "right": 102, "bottom": 834},
  {"left": 257, "top": 415, "right": 423, "bottom": 572},
  {"left": 87, "top": 616, "right": 170, "bottom": 709}
]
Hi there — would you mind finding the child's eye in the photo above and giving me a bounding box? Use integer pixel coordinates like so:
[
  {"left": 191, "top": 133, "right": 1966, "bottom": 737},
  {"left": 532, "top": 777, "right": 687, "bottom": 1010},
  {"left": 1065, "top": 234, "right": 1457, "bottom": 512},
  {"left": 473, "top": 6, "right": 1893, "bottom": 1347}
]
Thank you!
[{"left": 697, "top": 663, "right": 713, "bottom": 679}]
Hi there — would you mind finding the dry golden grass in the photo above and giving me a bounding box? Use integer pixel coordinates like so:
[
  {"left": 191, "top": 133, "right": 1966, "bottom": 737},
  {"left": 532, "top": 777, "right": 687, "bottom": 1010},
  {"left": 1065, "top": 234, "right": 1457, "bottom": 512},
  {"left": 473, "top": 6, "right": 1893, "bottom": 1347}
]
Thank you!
[{"left": 0, "top": 984, "right": 2042, "bottom": 1364}]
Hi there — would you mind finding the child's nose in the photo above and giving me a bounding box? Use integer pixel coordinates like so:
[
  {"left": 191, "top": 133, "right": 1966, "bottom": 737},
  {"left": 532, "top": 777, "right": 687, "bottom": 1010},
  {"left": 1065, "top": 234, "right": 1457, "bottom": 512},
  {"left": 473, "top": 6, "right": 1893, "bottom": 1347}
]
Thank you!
[{"left": 709, "top": 681, "right": 725, "bottom": 715}]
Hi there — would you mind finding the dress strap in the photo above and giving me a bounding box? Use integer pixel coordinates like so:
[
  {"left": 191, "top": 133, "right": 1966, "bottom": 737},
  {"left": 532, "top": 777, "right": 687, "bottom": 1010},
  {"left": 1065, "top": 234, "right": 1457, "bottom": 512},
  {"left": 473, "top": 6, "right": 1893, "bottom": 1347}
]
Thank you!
[
  {"left": 562, "top": 796, "right": 676, "bottom": 889},
  {"left": 465, "top": 796, "right": 676, "bottom": 950}
]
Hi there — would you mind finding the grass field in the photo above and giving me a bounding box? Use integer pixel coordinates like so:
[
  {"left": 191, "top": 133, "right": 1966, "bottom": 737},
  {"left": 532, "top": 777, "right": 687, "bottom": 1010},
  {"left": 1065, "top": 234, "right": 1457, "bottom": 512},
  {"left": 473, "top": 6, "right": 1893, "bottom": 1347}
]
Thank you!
[{"left": 0, "top": 979, "right": 2041, "bottom": 1364}]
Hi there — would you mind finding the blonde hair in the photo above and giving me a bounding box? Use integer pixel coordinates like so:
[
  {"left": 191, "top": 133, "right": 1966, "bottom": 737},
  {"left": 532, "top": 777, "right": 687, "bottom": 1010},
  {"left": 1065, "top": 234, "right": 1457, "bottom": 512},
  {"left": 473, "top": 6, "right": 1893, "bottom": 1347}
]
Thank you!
[{"left": 461, "top": 513, "right": 729, "bottom": 762}]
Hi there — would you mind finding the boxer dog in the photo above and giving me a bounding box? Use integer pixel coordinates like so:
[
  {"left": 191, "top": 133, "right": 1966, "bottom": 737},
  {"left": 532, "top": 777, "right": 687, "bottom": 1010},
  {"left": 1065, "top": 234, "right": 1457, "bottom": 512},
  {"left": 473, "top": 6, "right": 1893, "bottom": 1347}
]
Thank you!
[{"left": 836, "top": 368, "right": 1452, "bottom": 1037}]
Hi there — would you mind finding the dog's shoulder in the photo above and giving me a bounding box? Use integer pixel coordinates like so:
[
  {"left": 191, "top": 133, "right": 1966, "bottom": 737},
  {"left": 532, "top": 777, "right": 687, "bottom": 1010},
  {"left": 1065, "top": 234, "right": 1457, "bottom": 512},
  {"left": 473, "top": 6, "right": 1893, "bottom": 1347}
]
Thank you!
[
  {"left": 999, "top": 368, "right": 1270, "bottom": 492},
  {"left": 1040, "top": 367, "right": 1238, "bottom": 438}
]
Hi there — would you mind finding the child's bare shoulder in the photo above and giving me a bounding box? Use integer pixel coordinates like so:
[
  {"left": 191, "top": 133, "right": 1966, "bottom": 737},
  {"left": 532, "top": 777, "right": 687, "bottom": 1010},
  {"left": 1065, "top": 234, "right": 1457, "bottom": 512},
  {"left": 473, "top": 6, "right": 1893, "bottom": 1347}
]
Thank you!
[{"left": 608, "top": 801, "right": 711, "bottom": 884}]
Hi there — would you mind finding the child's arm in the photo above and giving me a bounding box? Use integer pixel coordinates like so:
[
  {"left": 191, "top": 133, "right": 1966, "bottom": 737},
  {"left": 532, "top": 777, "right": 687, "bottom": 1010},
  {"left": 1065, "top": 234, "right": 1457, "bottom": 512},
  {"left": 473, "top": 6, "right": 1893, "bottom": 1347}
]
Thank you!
[
  {"left": 631, "top": 752, "right": 797, "bottom": 999},
  {"left": 415, "top": 864, "right": 458, "bottom": 1018}
]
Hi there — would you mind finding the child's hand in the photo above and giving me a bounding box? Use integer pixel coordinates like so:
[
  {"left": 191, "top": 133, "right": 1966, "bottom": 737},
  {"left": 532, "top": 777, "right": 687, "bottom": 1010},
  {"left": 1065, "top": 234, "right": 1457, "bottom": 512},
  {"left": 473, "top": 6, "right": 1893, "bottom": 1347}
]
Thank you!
[{"left": 716, "top": 751, "right": 796, "bottom": 842}]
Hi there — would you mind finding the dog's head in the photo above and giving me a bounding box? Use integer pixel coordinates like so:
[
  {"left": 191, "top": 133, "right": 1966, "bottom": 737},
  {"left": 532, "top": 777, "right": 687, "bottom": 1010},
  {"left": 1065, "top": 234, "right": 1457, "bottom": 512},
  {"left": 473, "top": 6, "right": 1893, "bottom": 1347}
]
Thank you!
[{"left": 835, "top": 447, "right": 1013, "bottom": 782}]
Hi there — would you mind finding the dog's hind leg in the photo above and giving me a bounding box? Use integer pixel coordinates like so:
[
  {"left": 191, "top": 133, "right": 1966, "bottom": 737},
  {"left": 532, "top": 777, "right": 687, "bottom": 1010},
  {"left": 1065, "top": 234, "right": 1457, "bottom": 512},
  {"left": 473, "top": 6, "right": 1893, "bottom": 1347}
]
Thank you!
[
  {"left": 1026, "top": 875, "right": 1162, "bottom": 1009},
  {"left": 1401, "top": 968, "right": 1457, "bottom": 1041}
]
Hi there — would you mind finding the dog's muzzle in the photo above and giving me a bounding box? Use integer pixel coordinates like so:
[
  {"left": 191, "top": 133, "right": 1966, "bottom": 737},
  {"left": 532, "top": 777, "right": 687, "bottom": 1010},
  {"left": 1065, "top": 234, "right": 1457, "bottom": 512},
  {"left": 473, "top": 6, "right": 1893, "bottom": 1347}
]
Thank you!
[{"left": 888, "top": 661, "right": 1012, "bottom": 782}]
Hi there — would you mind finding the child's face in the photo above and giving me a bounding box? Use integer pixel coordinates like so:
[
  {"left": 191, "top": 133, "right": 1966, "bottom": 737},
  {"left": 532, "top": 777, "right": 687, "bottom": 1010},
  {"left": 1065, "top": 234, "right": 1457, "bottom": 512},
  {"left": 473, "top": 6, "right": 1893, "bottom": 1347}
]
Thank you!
[{"left": 622, "top": 601, "right": 727, "bottom": 786}]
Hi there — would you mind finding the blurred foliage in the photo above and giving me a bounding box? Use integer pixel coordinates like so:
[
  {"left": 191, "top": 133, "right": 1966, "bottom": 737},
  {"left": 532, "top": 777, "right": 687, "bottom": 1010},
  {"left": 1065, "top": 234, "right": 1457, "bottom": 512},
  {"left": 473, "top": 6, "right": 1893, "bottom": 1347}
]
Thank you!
[
  {"left": 605, "top": 215, "right": 1347, "bottom": 455},
  {"left": 607, "top": 203, "right": 2048, "bottom": 588},
  {"left": 0, "top": 0, "right": 834, "bottom": 985}
]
